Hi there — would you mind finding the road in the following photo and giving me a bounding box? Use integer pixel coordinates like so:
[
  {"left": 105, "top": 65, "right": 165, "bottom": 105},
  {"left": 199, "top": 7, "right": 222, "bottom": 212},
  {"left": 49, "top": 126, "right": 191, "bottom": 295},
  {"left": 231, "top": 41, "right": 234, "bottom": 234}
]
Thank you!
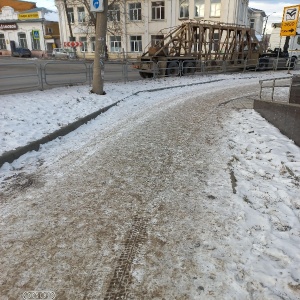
[{"left": 0, "top": 57, "right": 141, "bottom": 94}]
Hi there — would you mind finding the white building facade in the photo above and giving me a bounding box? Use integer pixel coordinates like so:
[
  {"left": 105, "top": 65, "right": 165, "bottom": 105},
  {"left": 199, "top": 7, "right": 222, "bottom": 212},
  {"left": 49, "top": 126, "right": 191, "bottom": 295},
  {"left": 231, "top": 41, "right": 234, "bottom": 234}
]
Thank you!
[
  {"left": 247, "top": 7, "right": 265, "bottom": 36},
  {"left": 269, "top": 22, "right": 300, "bottom": 59},
  {"left": 55, "top": 0, "right": 263, "bottom": 59},
  {"left": 0, "top": 6, "right": 60, "bottom": 57}
]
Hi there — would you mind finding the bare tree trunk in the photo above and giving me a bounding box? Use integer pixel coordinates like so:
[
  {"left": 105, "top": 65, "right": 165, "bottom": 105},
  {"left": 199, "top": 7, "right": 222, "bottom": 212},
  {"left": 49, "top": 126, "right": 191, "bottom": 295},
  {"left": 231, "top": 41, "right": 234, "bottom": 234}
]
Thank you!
[
  {"left": 92, "top": 1, "right": 108, "bottom": 95},
  {"left": 63, "top": 0, "right": 73, "bottom": 39}
]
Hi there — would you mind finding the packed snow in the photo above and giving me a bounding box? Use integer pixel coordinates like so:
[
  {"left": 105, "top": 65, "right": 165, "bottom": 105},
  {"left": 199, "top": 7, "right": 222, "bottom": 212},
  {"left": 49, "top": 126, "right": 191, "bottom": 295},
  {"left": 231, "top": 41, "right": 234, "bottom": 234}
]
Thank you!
[
  {"left": 0, "top": 70, "right": 300, "bottom": 299},
  {"left": 0, "top": 70, "right": 298, "bottom": 156}
]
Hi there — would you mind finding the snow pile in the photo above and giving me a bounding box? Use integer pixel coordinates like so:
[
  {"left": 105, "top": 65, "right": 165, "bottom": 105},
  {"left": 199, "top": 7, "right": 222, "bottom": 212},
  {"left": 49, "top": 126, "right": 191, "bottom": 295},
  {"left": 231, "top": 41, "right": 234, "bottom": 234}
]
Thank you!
[{"left": 224, "top": 109, "right": 300, "bottom": 299}]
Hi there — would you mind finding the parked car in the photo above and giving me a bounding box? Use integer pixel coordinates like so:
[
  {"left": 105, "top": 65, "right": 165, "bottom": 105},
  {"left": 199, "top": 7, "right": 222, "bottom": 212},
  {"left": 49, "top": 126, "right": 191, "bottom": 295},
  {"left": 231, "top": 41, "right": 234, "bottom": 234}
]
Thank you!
[
  {"left": 12, "top": 47, "right": 32, "bottom": 58},
  {"left": 52, "top": 48, "right": 70, "bottom": 58}
]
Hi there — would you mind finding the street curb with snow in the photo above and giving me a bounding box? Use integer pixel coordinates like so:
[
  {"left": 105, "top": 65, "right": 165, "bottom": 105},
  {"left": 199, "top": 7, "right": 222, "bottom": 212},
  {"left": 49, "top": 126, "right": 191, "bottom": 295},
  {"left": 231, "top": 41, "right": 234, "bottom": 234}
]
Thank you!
[
  {"left": 0, "top": 78, "right": 227, "bottom": 168},
  {"left": 0, "top": 100, "right": 120, "bottom": 168}
]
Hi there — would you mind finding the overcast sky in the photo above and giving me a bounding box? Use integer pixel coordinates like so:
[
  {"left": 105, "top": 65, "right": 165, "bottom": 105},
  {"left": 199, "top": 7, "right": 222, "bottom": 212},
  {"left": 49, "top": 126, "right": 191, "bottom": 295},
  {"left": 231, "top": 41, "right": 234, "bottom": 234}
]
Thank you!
[
  {"left": 36, "top": 0, "right": 299, "bottom": 33},
  {"left": 249, "top": 1, "right": 300, "bottom": 32}
]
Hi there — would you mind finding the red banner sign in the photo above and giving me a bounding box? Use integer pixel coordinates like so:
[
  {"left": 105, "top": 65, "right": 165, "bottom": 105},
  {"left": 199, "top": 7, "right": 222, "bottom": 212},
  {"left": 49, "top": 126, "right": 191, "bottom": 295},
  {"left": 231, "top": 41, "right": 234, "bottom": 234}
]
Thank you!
[{"left": 64, "top": 41, "right": 83, "bottom": 47}]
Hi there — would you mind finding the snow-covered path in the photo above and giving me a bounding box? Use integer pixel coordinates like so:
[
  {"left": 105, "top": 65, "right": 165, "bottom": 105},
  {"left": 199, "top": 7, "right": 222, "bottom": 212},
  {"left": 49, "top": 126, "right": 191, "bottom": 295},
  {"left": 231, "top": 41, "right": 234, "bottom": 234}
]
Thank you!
[{"left": 0, "top": 80, "right": 300, "bottom": 300}]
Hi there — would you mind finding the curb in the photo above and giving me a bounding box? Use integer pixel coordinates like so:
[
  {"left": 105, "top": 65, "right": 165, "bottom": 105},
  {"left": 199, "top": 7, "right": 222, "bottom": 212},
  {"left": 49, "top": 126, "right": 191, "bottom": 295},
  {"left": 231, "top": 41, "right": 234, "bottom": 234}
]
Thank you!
[
  {"left": 0, "top": 78, "right": 226, "bottom": 168},
  {"left": 0, "top": 100, "right": 121, "bottom": 168}
]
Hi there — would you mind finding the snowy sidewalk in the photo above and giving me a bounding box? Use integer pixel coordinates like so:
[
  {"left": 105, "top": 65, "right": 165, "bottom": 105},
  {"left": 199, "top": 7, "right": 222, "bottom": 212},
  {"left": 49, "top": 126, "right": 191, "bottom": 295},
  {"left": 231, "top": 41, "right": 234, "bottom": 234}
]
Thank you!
[
  {"left": 0, "top": 74, "right": 300, "bottom": 299},
  {"left": 0, "top": 71, "right": 298, "bottom": 158}
]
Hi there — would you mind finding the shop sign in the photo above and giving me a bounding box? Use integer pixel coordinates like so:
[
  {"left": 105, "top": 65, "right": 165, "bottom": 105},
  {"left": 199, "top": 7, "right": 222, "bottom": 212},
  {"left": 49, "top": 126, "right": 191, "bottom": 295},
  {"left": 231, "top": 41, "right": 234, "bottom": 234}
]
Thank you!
[
  {"left": 0, "top": 23, "right": 18, "bottom": 30},
  {"left": 18, "top": 12, "right": 39, "bottom": 20}
]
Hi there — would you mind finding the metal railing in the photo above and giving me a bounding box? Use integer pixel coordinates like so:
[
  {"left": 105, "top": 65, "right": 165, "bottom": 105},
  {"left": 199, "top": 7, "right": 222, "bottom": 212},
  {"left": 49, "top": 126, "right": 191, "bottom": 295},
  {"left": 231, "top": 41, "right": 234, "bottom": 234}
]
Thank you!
[
  {"left": 43, "top": 62, "right": 90, "bottom": 87},
  {"left": 0, "top": 62, "right": 40, "bottom": 93},
  {"left": 259, "top": 77, "right": 292, "bottom": 102},
  {"left": 0, "top": 57, "right": 298, "bottom": 94},
  {"left": 131, "top": 58, "right": 261, "bottom": 79},
  {"left": 0, "top": 61, "right": 92, "bottom": 94}
]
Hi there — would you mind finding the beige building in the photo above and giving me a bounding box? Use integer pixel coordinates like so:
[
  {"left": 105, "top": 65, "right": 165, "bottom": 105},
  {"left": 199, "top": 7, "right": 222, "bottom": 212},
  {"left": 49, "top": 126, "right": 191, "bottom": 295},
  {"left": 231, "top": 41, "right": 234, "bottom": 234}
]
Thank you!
[{"left": 54, "top": 0, "right": 263, "bottom": 60}]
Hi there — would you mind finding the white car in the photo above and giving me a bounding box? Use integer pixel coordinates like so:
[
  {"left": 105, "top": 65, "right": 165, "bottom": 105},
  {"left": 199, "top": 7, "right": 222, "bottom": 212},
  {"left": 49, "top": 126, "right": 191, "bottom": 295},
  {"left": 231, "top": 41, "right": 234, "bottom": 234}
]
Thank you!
[{"left": 52, "top": 48, "right": 69, "bottom": 58}]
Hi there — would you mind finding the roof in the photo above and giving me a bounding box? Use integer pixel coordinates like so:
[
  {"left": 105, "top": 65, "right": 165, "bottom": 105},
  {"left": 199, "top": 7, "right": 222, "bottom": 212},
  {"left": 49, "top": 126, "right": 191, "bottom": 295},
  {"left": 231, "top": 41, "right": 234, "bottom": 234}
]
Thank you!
[
  {"left": 22, "top": 7, "right": 53, "bottom": 13},
  {"left": 248, "top": 7, "right": 266, "bottom": 18},
  {"left": 0, "top": 0, "right": 36, "bottom": 12}
]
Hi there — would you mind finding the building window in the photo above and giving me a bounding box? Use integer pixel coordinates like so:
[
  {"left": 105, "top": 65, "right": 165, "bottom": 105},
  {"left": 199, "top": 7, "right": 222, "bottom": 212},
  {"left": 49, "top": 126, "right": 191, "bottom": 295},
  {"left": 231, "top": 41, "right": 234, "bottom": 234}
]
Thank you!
[
  {"left": 151, "top": 35, "right": 164, "bottom": 46},
  {"left": 67, "top": 7, "right": 74, "bottom": 23},
  {"left": 30, "top": 32, "right": 40, "bottom": 50},
  {"left": 0, "top": 34, "right": 6, "bottom": 50},
  {"left": 210, "top": 0, "right": 221, "bottom": 17},
  {"left": 130, "top": 35, "right": 142, "bottom": 52},
  {"left": 18, "top": 33, "right": 27, "bottom": 48},
  {"left": 47, "top": 27, "right": 53, "bottom": 34},
  {"left": 152, "top": 1, "right": 165, "bottom": 20},
  {"left": 90, "top": 36, "right": 95, "bottom": 52},
  {"left": 110, "top": 36, "right": 121, "bottom": 52},
  {"left": 78, "top": 7, "right": 85, "bottom": 23},
  {"left": 250, "top": 18, "right": 255, "bottom": 29},
  {"left": 108, "top": 4, "right": 120, "bottom": 21},
  {"left": 129, "top": 3, "right": 142, "bottom": 21},
  {"left": 179, "top": 0, "right": 189, "bottom": 19},
  {"left": 195, "top": 0, "right": 204, "bottom": 18},
  {"left": 79, "top": 37, "right": 87, "bottom": 52}
]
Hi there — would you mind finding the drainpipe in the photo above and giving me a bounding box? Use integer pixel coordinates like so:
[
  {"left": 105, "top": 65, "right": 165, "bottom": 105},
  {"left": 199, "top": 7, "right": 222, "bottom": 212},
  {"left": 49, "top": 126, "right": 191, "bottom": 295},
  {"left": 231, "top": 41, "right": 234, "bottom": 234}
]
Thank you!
[
  {"left": 41, "top": 18, "right": 47, "bottom": 57},
  {"left": 234, "top": 0, "right": 238, "bottom": 24},
  {"left": 124, "top": 0, "right": 127, "bottom": 57}
]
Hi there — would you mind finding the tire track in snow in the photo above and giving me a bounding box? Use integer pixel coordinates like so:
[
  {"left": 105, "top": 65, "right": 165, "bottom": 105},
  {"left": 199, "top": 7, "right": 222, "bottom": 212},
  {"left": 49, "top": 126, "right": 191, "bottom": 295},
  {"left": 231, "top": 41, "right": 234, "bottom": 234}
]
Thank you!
[{"left": 104, "top": 216, "right": 147, "bottom": 300}]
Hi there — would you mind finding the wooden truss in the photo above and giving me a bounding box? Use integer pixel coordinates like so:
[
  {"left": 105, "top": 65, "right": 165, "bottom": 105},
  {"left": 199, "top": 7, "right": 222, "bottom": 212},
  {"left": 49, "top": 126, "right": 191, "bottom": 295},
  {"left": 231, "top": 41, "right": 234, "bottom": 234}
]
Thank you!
[{"left": 143, "top": 20, "right": 263, "bottom": 61}]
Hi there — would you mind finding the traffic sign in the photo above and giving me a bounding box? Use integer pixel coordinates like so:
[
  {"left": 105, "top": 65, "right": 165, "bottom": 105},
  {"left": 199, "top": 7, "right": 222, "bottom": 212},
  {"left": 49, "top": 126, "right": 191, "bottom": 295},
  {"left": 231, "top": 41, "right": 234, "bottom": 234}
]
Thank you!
[
  {"left": 64, "top": 41, "right": 83, "bottom": 47},
  {"left": 280, "top": 5, "right": 300, "bottom": 36},
  {"left": 32, "top": 30, "right": 39, "bottom": 39},
  {"left": 90, "top": 0, "right": 104, "bottom": 12}
]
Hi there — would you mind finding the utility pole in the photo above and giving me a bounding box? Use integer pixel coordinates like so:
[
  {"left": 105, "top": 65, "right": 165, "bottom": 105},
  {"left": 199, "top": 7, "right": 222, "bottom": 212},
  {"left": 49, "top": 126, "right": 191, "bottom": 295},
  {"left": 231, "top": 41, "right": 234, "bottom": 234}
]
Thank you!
[
  {"left": 262, "top": 12, "right": 276, "bottom": 52},
  {"left": 92, "top": 0, "right": 108, "bottom": 95}
]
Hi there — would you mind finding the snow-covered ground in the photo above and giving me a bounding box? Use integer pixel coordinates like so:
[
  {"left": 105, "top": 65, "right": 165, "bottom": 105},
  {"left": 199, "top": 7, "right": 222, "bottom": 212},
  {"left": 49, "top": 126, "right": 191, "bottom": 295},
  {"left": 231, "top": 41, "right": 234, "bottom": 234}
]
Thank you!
[
  {"left": 0, "top": 71, "right": 300, "bottom": 299},
  {"left": 0, "top": 70, "right": 297, "bottom": 157}
]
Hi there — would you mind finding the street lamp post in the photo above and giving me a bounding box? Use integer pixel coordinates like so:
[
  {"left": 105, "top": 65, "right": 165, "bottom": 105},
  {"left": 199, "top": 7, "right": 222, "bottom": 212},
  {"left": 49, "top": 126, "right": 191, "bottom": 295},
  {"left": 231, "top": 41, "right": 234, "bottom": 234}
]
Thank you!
[{"left": 262, "top": 12, "right": 276, "bottom": 52}]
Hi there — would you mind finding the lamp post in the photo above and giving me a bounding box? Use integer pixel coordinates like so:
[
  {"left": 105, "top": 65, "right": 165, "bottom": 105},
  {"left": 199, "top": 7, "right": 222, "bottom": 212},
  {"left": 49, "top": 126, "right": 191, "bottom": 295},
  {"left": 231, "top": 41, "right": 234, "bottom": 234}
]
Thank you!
[{"left": 262, "top": 12, "right": 276, "bottom": 52}]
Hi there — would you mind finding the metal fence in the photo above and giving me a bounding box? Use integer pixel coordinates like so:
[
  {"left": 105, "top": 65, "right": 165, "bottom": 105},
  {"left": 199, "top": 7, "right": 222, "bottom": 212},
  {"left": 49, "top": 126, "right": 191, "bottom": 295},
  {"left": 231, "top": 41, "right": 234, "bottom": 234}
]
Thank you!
[
  {"left": 0, "top": 61, "right": 92, "bottom": 94},
  {"left": 128, "top": 58, "right": 274, "bottom": 79},
  {"left": 0, "top": 57, "right": 298, "bottom": 94},
  {"left": 259, "top": 77, "right": 292, "bottom": 102}
]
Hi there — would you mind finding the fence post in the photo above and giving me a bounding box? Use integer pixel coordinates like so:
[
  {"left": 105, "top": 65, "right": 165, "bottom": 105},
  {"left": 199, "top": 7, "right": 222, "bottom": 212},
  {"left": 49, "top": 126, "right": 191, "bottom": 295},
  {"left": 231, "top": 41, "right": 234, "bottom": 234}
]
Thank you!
[
  {"left": 201, "top": 61, "right": 205, "bottom": 73},
  {"left": 122, "top": 60, "right": 128, "bottom": 83},
  {"left": 243, "top": 59, "right": 247, "bottom": 72},
  {"left": 259, "top": 80, "right": 262, "bottom": 100},
  {"left": 88, "top": 63, "right": 92, "bottom": 86},
  {"left": 271, "top": 79, "right": 275, "bottom": 101},
  {"left": 153, "top": 62, "right": 158, "bottom": 79},
  {"left": 40, "top": 64, "right": 44, "bottom": 91},
  {"left": 222, "top": 60, "right": 226, "bottom": 73}
]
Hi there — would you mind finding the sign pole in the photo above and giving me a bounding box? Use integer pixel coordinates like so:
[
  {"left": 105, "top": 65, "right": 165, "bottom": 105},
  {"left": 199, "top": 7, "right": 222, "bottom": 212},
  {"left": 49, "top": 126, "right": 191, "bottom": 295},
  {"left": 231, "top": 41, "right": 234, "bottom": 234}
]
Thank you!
[
  {"left": 91, "top": 0, "right": 107, "bottom": 95},
  {"left": 276, "top": 37, "right": 282, "bottom": 71}
]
